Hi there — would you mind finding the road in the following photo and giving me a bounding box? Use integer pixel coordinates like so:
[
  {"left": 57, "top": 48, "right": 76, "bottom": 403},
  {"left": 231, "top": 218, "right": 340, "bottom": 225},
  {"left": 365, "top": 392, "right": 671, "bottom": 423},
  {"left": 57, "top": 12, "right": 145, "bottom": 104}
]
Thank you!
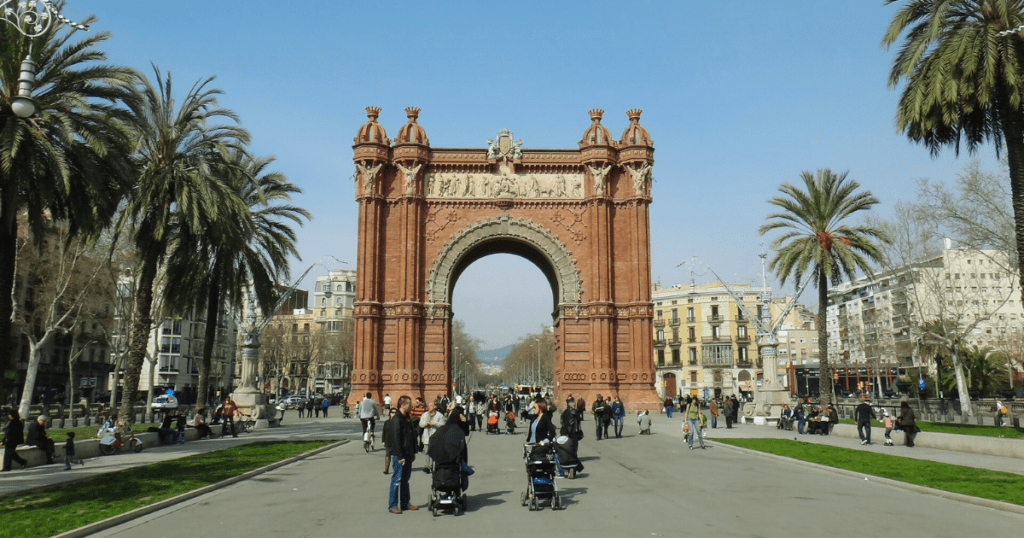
[{"left": 87, "top": 416, "right": 1023, "bottom": 538}]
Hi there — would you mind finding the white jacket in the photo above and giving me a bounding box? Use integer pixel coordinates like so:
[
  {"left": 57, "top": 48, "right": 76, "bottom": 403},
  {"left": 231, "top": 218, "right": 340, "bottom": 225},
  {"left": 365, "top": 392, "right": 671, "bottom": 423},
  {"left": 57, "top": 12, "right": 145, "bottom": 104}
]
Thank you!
[{"left": 419, "top": 410, "right": 446, "bottom": 444}]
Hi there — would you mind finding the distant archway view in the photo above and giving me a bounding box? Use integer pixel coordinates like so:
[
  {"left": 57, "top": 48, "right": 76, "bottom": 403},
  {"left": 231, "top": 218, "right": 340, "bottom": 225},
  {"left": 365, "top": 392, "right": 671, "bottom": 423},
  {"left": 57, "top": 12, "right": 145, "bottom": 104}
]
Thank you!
[{"left": 348, "top": 106, "right": 661, "bottom": 410}]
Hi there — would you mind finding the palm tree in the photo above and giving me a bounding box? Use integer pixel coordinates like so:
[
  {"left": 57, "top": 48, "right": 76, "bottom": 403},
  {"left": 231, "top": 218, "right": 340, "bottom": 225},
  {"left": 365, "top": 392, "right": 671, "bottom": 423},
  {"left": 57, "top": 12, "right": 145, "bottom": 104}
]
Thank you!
[
  {"left": 759, "top": 169, "right": 889, "bottom": 405},
  {"left": 115, "top": 67, "right": 248, "bottom": 423},
  {"left": 164, "top": 149, "right": 309, "bottom": 412},
  {"left": 0, "top": 12, "right": 135, "bottom": 405},
  {"left": 883, "top": 1, "right": 1024, "bottom": 307}
]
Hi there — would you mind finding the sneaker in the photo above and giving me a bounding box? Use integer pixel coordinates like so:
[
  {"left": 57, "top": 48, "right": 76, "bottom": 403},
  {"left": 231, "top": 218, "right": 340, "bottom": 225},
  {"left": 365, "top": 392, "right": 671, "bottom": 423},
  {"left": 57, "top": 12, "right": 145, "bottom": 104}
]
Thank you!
[{"left": 861, "top": 440, "right": 868, "bottom": 445}]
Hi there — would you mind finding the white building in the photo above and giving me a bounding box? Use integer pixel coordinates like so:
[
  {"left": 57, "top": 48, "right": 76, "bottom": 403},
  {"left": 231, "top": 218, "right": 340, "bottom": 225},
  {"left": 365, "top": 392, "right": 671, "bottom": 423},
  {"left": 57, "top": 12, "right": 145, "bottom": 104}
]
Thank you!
[{"left": 827, "top": 247, "right": 1021, "bottom": 378}]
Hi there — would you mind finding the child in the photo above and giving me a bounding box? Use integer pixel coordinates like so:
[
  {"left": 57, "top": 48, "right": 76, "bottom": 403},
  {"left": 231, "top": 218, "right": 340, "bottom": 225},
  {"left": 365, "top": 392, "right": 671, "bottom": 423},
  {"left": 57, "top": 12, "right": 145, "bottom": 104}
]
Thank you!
[
  {"left": 63, "top": 431, "right": 84, "bottom": 470},
  {"left": 881, "top": 408, "right": 894, "bottom": 446}
]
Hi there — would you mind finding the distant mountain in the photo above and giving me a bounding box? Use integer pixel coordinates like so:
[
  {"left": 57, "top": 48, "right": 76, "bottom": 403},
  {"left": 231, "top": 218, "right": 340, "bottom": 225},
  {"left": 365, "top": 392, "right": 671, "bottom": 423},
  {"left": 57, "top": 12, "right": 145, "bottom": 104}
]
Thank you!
[{"left": 477, "top": 344, "right": 513, "bottom": 365}]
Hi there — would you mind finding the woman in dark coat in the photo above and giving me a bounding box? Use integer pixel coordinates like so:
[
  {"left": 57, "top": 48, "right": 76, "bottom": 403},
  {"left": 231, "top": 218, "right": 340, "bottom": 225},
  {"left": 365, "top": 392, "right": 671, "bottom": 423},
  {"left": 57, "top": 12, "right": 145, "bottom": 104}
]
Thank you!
[
  {"left": 2, "top": 409, "right": 27, "bottom": 471},
  {"left": 897, "top": 401, "right": 916, "bottom": 447},
  {"left": 527, "top": 399, "right": 556, "bottom": 444}
]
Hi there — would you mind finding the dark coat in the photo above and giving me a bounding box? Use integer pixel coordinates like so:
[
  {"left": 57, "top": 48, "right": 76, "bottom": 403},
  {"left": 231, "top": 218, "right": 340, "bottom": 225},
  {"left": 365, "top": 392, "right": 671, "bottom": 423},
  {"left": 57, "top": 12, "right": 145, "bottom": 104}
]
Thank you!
[
  {"left": 26, "top": 421, "right": 48, "bottom": 446},
  {"left": 528, "top": 411, "right": 556, "bottom": 443},
  {"left": 386, "top": 412, "right": 417, "bottom": 461},
  {"left": 2, "top": 418, "right": 24, "bottom": 446}
]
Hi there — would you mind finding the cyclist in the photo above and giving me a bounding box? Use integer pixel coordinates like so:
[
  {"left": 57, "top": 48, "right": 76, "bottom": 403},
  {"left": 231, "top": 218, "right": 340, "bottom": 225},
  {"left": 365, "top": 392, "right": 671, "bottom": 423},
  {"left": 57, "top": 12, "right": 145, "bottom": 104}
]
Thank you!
[{"left": 358, "top": 392, "right": 380, "bottom": 441}]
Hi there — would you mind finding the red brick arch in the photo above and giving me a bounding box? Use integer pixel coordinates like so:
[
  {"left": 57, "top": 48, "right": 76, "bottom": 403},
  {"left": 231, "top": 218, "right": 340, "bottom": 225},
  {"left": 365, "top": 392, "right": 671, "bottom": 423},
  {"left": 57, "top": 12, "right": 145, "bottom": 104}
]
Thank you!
[{"left": 348, "top": 108, "right": 660, "bottom": 410}]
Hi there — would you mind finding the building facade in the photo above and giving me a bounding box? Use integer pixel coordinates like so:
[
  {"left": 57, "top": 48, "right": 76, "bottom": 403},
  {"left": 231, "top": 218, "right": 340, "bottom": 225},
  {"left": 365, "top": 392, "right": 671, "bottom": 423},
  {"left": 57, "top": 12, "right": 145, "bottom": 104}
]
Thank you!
[
  {"left": 311, "top": 269, "right": 356, "bottom": 395},
  {"left": 652, "top": 281, "right": 763, "bottom": 401},
  {"left": 827, "top": 247, "right": 1022, "bottom": 384}
]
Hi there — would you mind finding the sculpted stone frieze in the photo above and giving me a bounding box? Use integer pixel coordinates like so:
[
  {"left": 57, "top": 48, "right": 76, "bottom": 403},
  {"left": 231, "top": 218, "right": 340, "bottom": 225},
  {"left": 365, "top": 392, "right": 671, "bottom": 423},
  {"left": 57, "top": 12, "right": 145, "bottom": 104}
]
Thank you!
[{"left": 425, "top": 171, "right": 584, "bottom": 199}]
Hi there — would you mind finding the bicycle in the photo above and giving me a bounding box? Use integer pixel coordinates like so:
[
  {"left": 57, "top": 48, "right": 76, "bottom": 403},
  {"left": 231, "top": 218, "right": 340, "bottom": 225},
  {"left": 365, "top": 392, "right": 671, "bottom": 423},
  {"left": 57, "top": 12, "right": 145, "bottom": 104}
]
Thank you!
[
  {"left": 99, "top": 424, "right": 143, "bottom": 455},
  {"left": 361, "top": 417, "right": 376, "bottom": 452},
  {"left": 237, "top": 413, "right": 256, "bottom": 434}
]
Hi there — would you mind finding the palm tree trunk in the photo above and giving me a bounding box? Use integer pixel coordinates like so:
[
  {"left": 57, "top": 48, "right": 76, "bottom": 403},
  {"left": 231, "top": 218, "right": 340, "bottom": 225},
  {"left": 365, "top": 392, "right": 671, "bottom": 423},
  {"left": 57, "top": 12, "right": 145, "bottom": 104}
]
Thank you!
[
  {"left": 197, "top": 277, "right": 220, "bottom": 414},
  {"left": 818, "top": 266, "right": 832, "bottom": 406},
  {"left": 997, "top": 93, "right": 1024, "bottom": 321},
  {"left": 119, "top": 251, "right": 159, "bottom": 424}
]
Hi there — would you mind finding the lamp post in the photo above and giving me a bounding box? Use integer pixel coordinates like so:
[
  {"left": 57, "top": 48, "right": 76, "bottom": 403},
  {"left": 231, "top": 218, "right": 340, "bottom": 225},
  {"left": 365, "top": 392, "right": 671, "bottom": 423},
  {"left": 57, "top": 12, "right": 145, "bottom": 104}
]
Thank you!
[
  {"left": 453, "top": 346, "right": 459, "bottom": 397},
  {"left": 3, "top": 1, "right": 88, "bottom": 118},
  {"left": 236, "top": 256, "right": 346, "bottom": 427},
  {"left": 535, "top": 337, "right": 541, "bottom": 387}
]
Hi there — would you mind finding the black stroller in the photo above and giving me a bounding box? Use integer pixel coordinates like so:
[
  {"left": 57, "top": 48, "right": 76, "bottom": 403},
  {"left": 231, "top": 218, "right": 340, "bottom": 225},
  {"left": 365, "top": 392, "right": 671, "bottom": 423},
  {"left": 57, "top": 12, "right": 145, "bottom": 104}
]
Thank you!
[
  {"left": 520, "top": 441, "right": 564, "bottom": 510},
  {"left": 553, "top": 435, "right": 584, "bottom": 479},
  {"left": 427, "top": 422, "right": 469, "bottom": 516}
]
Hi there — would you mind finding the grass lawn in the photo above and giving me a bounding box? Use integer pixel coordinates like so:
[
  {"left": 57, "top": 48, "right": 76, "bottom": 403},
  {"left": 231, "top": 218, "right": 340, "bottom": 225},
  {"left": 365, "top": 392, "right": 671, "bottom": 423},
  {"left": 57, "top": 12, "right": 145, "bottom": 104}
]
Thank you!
[
  {"left": 835, "top": 419, "right": 1024, "bottom": 439},
  {"left": 718, "top": 438, "right": 1024, "bottom": 506},
  {"left": 0, "top": 440, "right": 333, "bottom": 538}
]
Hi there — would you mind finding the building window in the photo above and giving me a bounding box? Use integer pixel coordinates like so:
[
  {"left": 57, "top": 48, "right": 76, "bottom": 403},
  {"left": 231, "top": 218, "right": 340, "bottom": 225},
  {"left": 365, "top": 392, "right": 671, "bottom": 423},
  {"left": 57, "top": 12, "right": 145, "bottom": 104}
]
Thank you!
[
  {"left": 688, "top": 348, "right": 697, "bottom": 365},
  {"left": 671, "top": 309, "right": 678, "bottom": 323},
  {"left": 671, "top": 349, "right": 681, "bottom": 364},
  {"left": 690, "top": 371, "right": 698, "bottom": 383},
  {"left": 738, "top": 325, "right": 747, "bottom": 338},
  {"left": 687, "top": 307, "right": 695, "bottom": 322},
  {"left": 657, "top": 349, "right": 665, "bottom": 366}
]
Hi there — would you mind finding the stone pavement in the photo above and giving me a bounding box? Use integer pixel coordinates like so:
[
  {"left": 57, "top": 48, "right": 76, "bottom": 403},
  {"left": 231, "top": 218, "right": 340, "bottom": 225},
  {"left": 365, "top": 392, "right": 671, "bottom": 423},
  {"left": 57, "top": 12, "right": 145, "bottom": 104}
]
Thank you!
[{"left": 44, "top": 413, "right": 1022, "bottom": 538}]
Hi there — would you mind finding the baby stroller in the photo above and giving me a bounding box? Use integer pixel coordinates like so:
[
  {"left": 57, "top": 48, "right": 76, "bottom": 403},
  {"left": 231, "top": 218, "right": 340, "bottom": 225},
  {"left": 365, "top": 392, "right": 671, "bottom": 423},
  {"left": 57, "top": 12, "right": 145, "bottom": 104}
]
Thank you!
[
  {"left": 520, "top": 441, "right": 564, "bottom": 510},
  {"left": 553, "top": 435, "right": 584, "bottom": 479},
  {"left": 427, "top": 423, "right": 469, "bottom": 516},
  {"left": 505, "top": 411, "right": 517, "bottom": 434},
  {"left": 486, "top": 411, "right": 500, "bottom": 434}
]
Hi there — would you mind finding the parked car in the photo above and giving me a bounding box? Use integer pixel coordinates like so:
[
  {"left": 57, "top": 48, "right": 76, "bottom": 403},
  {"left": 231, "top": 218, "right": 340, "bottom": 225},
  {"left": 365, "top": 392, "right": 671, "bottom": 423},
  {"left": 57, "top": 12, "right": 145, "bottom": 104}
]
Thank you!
[
  {"left": 151, "top": 394, "right": 178, "bottom": 410},
  {"left": 282, "top": 395, "right": 307, "bottom": 409}
]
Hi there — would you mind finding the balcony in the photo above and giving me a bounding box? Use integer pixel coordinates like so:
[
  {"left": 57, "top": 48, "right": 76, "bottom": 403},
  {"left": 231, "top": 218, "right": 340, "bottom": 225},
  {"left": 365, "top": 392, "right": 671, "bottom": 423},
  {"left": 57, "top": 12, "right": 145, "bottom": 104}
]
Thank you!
[
  {"left": 736, "top": 360, "right": 753, "bottom": 368},
  {"left": 669, "top": 338, "right": 682, "bottom": 347},
  {"left": 702, "top": 336, "right": 732, "bottom": 344},
  {"left": 654, "top": 319, "right": 665, "bottom": 328},
  {"left": 707, "top": 314, "right": 723, "bottom": 324},
  {"left": 654, "top": 339, "right": 666, "bottom": 348},
  {"left": 669, "top": 318, "right": 681, "bottom": 327},
  {"left": 688, "top": 336, "right": 697, "bottom": 343},
  {"left": 734, "top": 316, "right": 749, "bottom": 324},
  {"left": 687, "top": 316, "right": 696, "bottom": 323},
  {"left": 736, "top": 334, "right": 751, "bottom": 344}
]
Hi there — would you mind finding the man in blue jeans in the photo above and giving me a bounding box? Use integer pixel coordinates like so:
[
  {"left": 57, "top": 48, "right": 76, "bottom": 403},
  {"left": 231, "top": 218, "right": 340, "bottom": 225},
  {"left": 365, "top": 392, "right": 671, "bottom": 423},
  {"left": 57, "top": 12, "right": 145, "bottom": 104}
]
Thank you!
[
  {"left": 386, "top": 395, "right": 418, "bottom": 514},
  {"left": 611, "top": 395, "right": 626, "bottom": 438}
]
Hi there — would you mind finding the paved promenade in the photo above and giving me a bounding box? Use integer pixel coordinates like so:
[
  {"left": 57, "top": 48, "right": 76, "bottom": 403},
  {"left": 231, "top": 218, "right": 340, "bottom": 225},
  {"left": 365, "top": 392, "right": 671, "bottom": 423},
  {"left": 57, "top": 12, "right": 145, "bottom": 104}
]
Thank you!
[{"left": 8, "top": 412, "right": 1010, "bottom": 538}]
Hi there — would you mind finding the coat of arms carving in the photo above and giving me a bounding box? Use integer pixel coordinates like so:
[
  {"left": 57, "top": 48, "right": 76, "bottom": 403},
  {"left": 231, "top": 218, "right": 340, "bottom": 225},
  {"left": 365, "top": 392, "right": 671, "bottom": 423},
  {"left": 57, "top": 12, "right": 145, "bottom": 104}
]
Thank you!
[{"left": 486, "top": 128, "right": 523, "bottom": 160}]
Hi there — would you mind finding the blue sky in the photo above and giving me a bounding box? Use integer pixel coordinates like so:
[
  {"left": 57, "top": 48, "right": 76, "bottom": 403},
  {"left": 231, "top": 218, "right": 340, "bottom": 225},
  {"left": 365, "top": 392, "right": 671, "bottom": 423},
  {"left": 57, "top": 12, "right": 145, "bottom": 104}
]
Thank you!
[{"left": 71, "top": 1, "right": 1001, "bottom": 349}]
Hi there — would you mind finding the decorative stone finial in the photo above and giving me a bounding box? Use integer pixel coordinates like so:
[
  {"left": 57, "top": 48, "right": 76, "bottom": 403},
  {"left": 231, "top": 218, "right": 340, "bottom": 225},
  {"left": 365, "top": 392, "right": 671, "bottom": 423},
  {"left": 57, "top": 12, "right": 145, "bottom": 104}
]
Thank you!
[
  {"left": 365, "top": 106, "right": 381, "bottom": 121},
  {"left": 626, "top": 108, "right": 643, "bottom": 122},
  {"left": 405, "top": 107, "right": 421, "bottom": 121},
  {"left": 588, "top": 109, "right": 604, "bottom": 122}
]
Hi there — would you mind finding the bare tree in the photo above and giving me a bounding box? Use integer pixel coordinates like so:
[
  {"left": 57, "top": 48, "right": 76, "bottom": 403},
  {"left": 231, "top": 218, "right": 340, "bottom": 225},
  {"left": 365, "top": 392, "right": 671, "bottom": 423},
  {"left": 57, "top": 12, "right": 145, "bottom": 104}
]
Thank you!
[
  {"left": 13, "top": 220, "right": 107, "bottom": 418},
  {"left": 875, "top": 198, "right": 1017, "bottom": 416}
]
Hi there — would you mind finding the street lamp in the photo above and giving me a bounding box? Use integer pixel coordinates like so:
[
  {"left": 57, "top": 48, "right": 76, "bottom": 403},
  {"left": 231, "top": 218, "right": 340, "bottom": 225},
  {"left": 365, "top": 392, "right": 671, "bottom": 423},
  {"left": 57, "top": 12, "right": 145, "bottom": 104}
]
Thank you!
[
  {"left": 535, "top": 337, "right": 541, "bottom": 387},
  {"left": 3, "top": 1, "right": 88, "bottom": 118},
  {"left": 453, "top": 346, "right": 459, "bottom": 396}
]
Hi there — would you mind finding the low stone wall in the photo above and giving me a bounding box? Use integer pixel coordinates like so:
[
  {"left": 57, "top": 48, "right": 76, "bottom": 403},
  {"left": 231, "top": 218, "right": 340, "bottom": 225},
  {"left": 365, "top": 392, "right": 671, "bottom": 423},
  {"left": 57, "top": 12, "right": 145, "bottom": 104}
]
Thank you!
[
  {"left": 1, "top": 425, "right": 235, "bottom": 469},
  {"left": 828, "top": 423, "right": 1024, "bottom": 459}
]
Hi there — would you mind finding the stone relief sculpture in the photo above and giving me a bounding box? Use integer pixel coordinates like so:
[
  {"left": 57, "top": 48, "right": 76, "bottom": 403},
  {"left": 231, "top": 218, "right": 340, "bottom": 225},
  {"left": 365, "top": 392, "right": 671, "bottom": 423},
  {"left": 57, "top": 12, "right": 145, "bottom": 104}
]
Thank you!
[
  {"left": 624, "top": 162, "right": 652, "bottom": 194},
  {"left": 395, "top": 162, "right": 422, "bottom": 194},
  {"left": 355, "top": 161, "right": 382, "bottom": 194},
  {"left": 587, "top": 164, "right": 610, "bottom": 195},
  {"left": 425, "top": 171, "right": 584, "bottom": 199}
]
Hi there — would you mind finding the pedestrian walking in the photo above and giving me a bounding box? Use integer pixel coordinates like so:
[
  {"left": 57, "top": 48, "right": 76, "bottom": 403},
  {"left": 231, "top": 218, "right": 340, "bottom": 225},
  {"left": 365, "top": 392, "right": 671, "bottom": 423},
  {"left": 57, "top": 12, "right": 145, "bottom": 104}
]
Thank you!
[
  {"left": 881, "top": 408, "right": 894, "bottom": 446},
  {"left": 2, "top": 409, "right": 27, "bottom": 471},
  {"left": 386, "top": 395, "right": 418, "bottom": 514},
  {"left": 593, "top": 395, "right": 608, "bottom": 440},
  {"left": 63, "top": 431, "right": 84, "bottom": 470},
  {"left": 723, "top": 398, "right": 734, "bottom": 428},
  {"left": 322, "top": 397, "right": 330, "bottom": 417},
  {"left": 611, "top": 395, "right": 626, "bottom": 438},
  {"left": 664, "top": 397, "right": 675, "bottom": 418},
  {"left": 297, "top": 398, "right": 305, "bottom": 418},
  {"left": 896, "top": 401, "right": 916, "bottom": 447},
  {"left": 709, "top": 398, "right": 719, "bottom": 429},
  {"left": 855, "top": 395, "right": 877, "bottom": 445},
  {"left": 382, "top": 407, "right": 397, "bottom": 473},
  {"left": 306, "top": 398, "right": 315, "bottom": 418},
  {"left": 684, "top": 396, "right": 705, "bottom": 449}
]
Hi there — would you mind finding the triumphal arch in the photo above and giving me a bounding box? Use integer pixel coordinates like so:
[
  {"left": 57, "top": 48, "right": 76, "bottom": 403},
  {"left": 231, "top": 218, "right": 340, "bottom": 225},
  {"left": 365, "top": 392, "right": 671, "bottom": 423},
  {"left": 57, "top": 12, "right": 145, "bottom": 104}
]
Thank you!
[{"left": 348, "top": 106, "right": 659, "bottom": 410}]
